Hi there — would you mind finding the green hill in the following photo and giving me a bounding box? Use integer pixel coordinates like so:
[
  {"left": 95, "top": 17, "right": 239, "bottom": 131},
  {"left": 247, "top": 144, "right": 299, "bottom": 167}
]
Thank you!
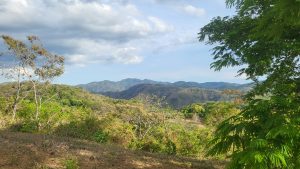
[
  {"left": 78, "top": 79, "right": 251, "bottom": 109},
  {"left": 77, "top": 78, "right": 166, "bottom": 93},
  {"left": 0, "top": 82, "right": 236, "bottom": 165},
  {"left": 78, "top": 78, "right": 252, "bottom": 93},
  {"left": 104, "top": 84, "right": 227, "bottom": 109}
]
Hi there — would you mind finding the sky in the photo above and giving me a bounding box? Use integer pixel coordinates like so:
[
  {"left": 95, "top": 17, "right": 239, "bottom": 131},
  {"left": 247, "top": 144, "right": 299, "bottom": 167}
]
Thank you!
[{"left": 0, "top": 0, "right": 248, "bottom": 85}]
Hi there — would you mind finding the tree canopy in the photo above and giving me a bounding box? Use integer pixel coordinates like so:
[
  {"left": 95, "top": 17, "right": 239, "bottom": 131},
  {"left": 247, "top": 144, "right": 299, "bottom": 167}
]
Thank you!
[
  {"left": 199, "top": 0, "right": 300, "bottom": 168},
  {"left": 0, "top": 35, "right": 64, "bottom": 120}
]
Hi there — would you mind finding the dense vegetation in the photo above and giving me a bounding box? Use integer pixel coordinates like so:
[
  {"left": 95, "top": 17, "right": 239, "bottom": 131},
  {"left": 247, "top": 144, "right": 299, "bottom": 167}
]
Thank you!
[
  {"left": 97, "top": 83, "right": 246, "bottom": 109},
  {"left": 199, "top": 0, "right": 300, "bottom": 168},
  {"left": 0, "top": 82, "right": 240, "bottom": 159},
  {"left": 104, "top": 84, "right": 227, "bottom": 109}
]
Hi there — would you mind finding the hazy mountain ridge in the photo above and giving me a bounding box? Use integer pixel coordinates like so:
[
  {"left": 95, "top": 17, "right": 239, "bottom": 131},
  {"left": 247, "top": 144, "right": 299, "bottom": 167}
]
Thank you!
[
  {"left": 77, "top": 78, "right": 168, "bottom": 93},
  {"left": 78, "top": 78, "right": 252, "bottom": 108},
  {"left": 103, "top": 84, "right": 226, "bottom": 108},
  {"left": 78, "top": 78, "right": 252, "bottom": 93}
]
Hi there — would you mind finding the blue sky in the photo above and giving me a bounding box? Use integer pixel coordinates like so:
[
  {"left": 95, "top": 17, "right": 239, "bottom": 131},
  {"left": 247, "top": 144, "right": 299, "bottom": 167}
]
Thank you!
[{"left": 0, "top": 0, "right": 248, "bottom": 85}]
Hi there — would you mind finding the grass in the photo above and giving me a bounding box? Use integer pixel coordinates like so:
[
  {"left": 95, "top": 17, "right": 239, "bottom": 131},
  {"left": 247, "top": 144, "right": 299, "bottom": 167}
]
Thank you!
[
  {"left": 64, "top": 157, "right": 79, "bottom": 169},
  {"left": 0, "top": 131, "right": 226, "bottom": 169}
]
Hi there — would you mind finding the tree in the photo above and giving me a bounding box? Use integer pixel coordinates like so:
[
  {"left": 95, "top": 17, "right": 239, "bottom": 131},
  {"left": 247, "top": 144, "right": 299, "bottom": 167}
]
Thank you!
[
  {"left": 181, "top": 103, "right": 205, "bottom": 119},
  {"left": 0, "top": 47, "right": 24, "bottom": 120},
  {"left": 1, "top": 35, "right": 64, "bottom": 120},
  {"left": 198, "top": 0, "right": 300, "bottom": 168}
]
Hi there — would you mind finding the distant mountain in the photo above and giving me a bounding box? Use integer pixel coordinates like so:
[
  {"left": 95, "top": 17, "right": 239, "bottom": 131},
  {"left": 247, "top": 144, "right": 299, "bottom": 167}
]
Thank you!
[
  {"left": 172, "top": 81, "right": 251, "bottom": 91},
  {"left": 78, "top": 78, "right": 252, "bottom": 93},
  {"left": 78, "top": 79, "right": 252, "bottom": 108},
  {"left": 103, "top": 84, "right": 226, "bottom": 109},
  {"left": 77, "top": 78, "right": 167, "bottom": 93}
]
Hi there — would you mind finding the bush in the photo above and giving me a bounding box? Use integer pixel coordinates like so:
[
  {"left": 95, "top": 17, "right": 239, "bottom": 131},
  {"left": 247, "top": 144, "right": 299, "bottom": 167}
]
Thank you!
[
  {"left": 181, "top": 103, "right": 205, "bottom": 119},
  {"left": 18, "top": 101, "right": 36, "bottom": 119},
  {"left": 20, "top": 120, "right": 39, "bottom": 133},
  {"left": 64, "top": 158, "right": 79, "bottom": 169},
  {"left": 54, "top": 117, "right": 102, "bottom": 139},
  {"left": 9, "top": 120, "right": 39, "bottom": 133},
  {"left": 93, "top": 130, "right": 109, "bottom": 143},
  {"left": 100, "top": 117, "right": 135, "bottom": 145},
  {"left": 128, "top": 123, "right": 211, "bottom": 157},
  {"left": 203, "top": 102, "right": 240, "bottom": 126},
  {"left": 165, "top": 139, "right": 177, "bottom": 155}
]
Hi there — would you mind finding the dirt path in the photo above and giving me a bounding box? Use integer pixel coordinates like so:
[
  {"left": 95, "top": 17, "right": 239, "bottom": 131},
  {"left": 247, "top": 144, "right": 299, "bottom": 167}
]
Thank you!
[{"left": 0, "top": 131, "right": 225, "bottom": 169}]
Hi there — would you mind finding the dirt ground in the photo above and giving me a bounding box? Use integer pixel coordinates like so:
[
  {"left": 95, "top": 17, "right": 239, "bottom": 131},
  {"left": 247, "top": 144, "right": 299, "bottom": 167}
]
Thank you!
[{"left": 0, "top": 131, "right": 225, "bottom": 169}]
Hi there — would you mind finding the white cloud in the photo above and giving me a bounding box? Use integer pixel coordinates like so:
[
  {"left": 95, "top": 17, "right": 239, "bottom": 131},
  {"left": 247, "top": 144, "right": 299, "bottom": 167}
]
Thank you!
[
  {"left": 60, "top": 38, "right": 143, "bottom": 66},
  {"left": 148, "top": 16, "right": 173, "bottom": 32},
  {"left": 181, "top": 5, "right": 206, "bottom": 17},
  {"left": 0, "top": 0, "right": 172, "bottom": 66},
  {"left": 152, "top": 0, "right": 206, "bottom": 17}
]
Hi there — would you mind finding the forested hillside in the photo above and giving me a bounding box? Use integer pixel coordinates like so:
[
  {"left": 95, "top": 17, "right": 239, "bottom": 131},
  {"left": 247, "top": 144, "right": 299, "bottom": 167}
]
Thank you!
[
  {"left": 78, "top": 78, "right": 252, "bottom": 93},
  {"left": 79, "top": 79, "right": 250, "bottom": 108},
  {"left": 103, "top": 84, "right": 228, "bottom": 108},
  {"left": 77, "top": 78, "right": 165, "bottom": 93},
  {"left": 0, "top": 82, "right": 239, "bottom": 168}
]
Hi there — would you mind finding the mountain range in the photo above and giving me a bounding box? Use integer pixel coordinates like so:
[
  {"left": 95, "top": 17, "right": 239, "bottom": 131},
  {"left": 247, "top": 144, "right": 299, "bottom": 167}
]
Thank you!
[
  {"left": 78, "top": 78, "right": 251, "bottom": 93},
  {"left": 78, "top": 78, "right": 252, "bottom": 108}
]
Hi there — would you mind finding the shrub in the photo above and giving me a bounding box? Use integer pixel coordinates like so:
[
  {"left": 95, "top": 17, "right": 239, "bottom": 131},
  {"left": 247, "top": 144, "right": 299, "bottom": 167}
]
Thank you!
[
  {"left": 10, "top": 120, "right": 40, "bottom": 133},
  {"left": 103, "top": 120, "right": 134, "bottom": 145},
  {"left": 54, "top": 117, "right": 101, "bottom": 139},
  {"left": 21, "top": 121, "right": 39, "bottom": 133},
  {"left": 165, "top": 139, "right": 177, "bottom": 155},
  {"left": 203, "top": 102, "right": 239, "bottom": 126},
  {"left": 64, "top": 158, "right": 79, "bottom": 169},
  {"left": 181, "top": 103, "right": 205, "bottom": 119},
  {"left": 18, "top": 101, "right": 36, "bottom": 119},
  {"left": 93, "top": 130, "right": 109, "bottom": 143}
]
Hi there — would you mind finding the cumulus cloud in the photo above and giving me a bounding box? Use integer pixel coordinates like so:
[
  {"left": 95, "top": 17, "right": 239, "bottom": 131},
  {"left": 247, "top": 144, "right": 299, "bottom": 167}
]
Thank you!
[
  {"left": 152, "top": 0, "right": 206, "bottom": 17},
  {"left": 0, "top": 0, "right": 172, "bottom": 66},
  {"left": 64, "top": 38, "right": 143, "bottom": 66},
  {"left": 152, "top": 0, "right": 185, "bottom": 4},
  {"left": 180, "top": 5, "right": 206, "bottom": 17}
]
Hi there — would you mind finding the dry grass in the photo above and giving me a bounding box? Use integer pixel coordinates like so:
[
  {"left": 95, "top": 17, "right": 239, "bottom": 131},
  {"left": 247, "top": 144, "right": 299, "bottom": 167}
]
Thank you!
[{"left": 0, "top": 131, "right": 226, "bottom": 169}]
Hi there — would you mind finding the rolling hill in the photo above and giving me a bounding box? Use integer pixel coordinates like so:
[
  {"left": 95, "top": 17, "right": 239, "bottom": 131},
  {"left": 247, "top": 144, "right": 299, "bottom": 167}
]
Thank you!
[
  {"left": 0, "top": 82, "right": 229, "bottom": 168},
  {"left": 77, "top": 78, "right": 166, "bottom": 93},
  {"left": 77, "top": 78, "right": 252, "bottom": 93},
  {"left": 78, "top": 79, "right": 251, "bottom": 108},
  {"left": 103, "top": 84, "right": 227, "bottom": 109}
]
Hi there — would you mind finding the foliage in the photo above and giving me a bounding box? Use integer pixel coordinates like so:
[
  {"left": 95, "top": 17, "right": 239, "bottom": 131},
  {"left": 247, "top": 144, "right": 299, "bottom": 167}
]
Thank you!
[
  {"left": 64, "top": 158, "right": 79, "bottom": 169},
  {"left": 181, "top": 102, "right": 240, "bottom": 126},
  {"left": 54, "top": 117, "right": 104, "bottom": 141},
  {"left": 199, "top": 0, "right": 300, "bottom": 168},
  {"left": 93, "top": 130, "right": 109, "bottom": 143},
  {"left": 0, "top": 83, "right": 216, "bottom": 158},
  {"left": 104, "top": 83, "right": 237, "bottom": 109},
  {"left": 203, "top": 102, "right": 240, "bottom": 126},
  {"left": 1, "top": 35, "right": 64, "bottom": 81},
  {"left": 128, "top": 122, "right": 212, "bottom": 157},
  {"left": 181, "top": 103, "right": 205, "bottom": 119},
  {"left": 0, "top": 35, "right": 64, "bottom": 120}
]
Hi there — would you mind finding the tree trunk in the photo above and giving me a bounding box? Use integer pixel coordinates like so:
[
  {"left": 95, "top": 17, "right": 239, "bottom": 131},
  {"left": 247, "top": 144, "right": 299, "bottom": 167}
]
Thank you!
[
  {"left": 11, "top": 68, "right": 21, "bottom": 120},
  {"left": 32, "top": 81, "right": 39, "bottom": 120}
]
